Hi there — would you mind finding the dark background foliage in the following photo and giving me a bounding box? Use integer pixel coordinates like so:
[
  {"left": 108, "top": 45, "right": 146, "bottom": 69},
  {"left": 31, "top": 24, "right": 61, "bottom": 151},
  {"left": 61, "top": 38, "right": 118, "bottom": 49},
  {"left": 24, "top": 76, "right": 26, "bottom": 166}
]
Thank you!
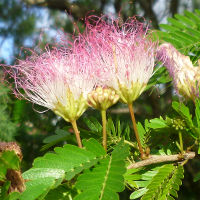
[{"left": 1, "top": 0, "right": 200, "bottom": 199}]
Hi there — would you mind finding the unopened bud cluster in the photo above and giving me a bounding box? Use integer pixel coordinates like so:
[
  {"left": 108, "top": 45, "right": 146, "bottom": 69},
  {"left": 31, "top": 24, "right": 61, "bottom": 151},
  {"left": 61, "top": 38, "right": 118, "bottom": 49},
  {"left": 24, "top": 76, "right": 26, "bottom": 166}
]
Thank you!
[
  {"left": 88, "top": 87, "right": 119, "bottom": 110},
  {"left": 171, "top": 118, "right": 186, "bottom": 131}
]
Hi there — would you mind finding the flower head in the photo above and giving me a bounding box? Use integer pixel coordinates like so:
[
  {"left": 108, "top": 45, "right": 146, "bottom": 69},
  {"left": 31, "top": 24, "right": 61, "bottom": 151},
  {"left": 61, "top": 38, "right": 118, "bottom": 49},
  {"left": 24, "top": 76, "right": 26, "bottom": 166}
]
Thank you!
[
  {"left": 10, "top": 46, "right": 96, "bottom": 122},
  {"left": 157, "top": 43, "right": 200, "bottom": 101},
  {"left": 87, "top": 87, "right": 119, "bottom": 110},
  {"left": 84, "top": 16, "right": 157, "bottom": 104}
]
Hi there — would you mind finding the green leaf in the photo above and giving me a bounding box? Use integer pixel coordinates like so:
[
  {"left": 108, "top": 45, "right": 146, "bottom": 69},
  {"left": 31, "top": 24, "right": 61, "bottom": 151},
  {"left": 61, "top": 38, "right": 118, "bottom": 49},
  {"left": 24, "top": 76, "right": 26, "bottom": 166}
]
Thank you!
[
  {"left": 141, "top": 165, "right": 184, "bottom": 200},
  {"left": 185, "top": 10, "right": 200, "bottom": 23},
  {"left": 107, "top": 117, "right": 131, "bottom": 143},
  {"left": 185, "top": 27, "right": 200, "bottom": 38},
  {"left": 137, "top": 122, "right": 146, "bottom": 146},
  {"left": 172, "top": 31, "right": 198, "bottom": 42},
  {"left": 172, "top": 102, "right": 193, "bottom": 127},
  {"left": 158, "top": 10, "right": 200, "bottom": 62},
  {"left": 20, "top": 177, "right": 56, "bottom": 200},
  {"left": 6, "top": 192, "right": 20, "bottom": 200},
  {"left": 12, "top": 100, "right": 26, "bottom": 123},
  {"left": 194, "top": 171, "right": 200, "bottom": 182},
  {"left": 41, "top": 129, "right": 71, "bottom": 151},
  {"left": 0, "top": 181, "right": 10, "bottom": 199},
  {"left": 130, "top": 188, "right": 149, "bottom": 199},
  {"left": 195, "top": 100, "right": 200, "bottom": 128},
  {"left": 174, "top": 14, "right": 196, "bottom": 26},
  {"left": 169, "top": 32, "right": 192, "bottom": 45},
  {"left": 21, "top": 139, "right": 106, "bottom": 200},
  {"left": 43, "top": 129, "right": 70, "bottom": 144},
  {"left": 167, "top": 18, "right": 186, "bottom": 29},
  {"left": 159, "top": 166, "right": 184, "bottom": 199},
  {"left": 74, "top": 142, "right": 129, "bottom": 200},
  {"left": 33, "top": 139, "right": 106, "bottom": 180},
  {"left": 44, "top": 184, "right": 77, "bottom": 200},
  {"left": 141, "top": 164, "right": 174, "bottom": 199},
  {"left": 23, "top": 168, "right": 65, "bottom": 180},
  {"left": 124, "top": 124, "right": 131, "bottom": 141},
  {"left": 107, "top": 117, "right": 116, "bottom": 137},
  {"left": 125, "top": 165, "right": 161, "bottom": 199},
  {"left": 82, "top": 117, "right": 102, "bottom": 133},
  {"left": 134, "top": 180, "right": 151, "bottom": 188},
  {"left": 83, "top": 138, "right": 106, "bottom": 157},
  {"left": 160, "top": 24, "right": 179, "bottom": 32},
  {"left": 89, "top": 116, "right": 103, "bottom": 133},
  {"left": 161, "top": 36, "right": 182, "bottom": 49},
  {"left": 198, "top": 143, "right": 200, "bottom": 154},
  {"left": 148, "top": 118, "right": 168, "bottom": 129},
  {"left": 0, "top": 151, "right": 20, "bottom": 180},
  {"left": 146, "top": 66, "right": 171, "bottom": 91},
  {"left": 117, "top": 119, "right": 122, "bottom": 137},
  {"left": 22, "top": 169, "right": 67, "bottom": 200}
]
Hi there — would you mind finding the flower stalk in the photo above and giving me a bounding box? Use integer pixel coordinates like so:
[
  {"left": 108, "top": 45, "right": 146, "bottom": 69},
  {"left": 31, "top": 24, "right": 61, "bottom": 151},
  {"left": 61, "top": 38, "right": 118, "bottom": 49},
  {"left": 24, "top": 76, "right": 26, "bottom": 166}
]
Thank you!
[
  {"left": 71, "top": 120, "right": 83, "bottom": 148},
  {"left": 87, "top": 87, "right": 119, "bottom": 151},
  {"left": 101, "top": 110, "right": 107, "bottom": 151},
  {"left": 179, "top": 131, "right": 184, "bottom": 155},
  {"left": 128, "top": 103, "right": 145, "bottom": 159}
]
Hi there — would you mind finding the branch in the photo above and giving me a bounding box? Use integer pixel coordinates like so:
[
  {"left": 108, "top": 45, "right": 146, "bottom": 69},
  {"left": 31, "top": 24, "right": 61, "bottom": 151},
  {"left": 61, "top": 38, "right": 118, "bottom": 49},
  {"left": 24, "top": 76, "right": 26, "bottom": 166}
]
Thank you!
[{"left": 127, "top": 152, "right": 195, "bottom": 169}]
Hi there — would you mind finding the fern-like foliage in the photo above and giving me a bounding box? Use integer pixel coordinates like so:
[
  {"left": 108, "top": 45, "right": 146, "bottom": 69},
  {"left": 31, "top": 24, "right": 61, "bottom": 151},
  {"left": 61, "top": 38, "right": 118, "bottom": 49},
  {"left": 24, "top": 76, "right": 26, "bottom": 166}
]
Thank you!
[
  {"left": 158, "top": 9, "right": 200, "bottom": 63},
  {"left": 158, "top": 165, "right": 184, "bottom": 200},
  {"left": 141, "top": 164, "right": 184, "bottom": 200},
  {"left": 21, "top": 138, "right": 106, "bottom": 200},
  {"left": 127, "top": 164, "right": 184, "bottom": 200},
  {"left": 107, "top": 117, "right": 131, "bottom": 144},
  {"left": 80, "top": 116, "right": 133, "bottom": 150},
  {"left": 74, "top": 141, "right": 129, "bottom": 200}
]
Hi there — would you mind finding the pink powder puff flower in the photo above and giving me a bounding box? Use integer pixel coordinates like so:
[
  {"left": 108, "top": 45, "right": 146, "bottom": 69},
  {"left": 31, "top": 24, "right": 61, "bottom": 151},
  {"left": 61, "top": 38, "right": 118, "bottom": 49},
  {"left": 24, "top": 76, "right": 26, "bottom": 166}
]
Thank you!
[
  {"left": 157, "top": 43, "right": 200, "bottom": 101},
  {"left": 84, "top": 16, "right": 157, "bottom": 104},
  {"left": 10, "top": 46, "right": 96, "bottom": 123}
]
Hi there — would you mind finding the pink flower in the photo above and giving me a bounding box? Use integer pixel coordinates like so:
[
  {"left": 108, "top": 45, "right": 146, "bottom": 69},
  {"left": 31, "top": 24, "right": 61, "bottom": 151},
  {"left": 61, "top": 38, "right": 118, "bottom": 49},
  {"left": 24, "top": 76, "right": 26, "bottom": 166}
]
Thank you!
[
  {"left": 157, "top": 43, "right": 200, "bottom": 101},
  {"left": 10, "top": 46, "right": 96, "bottom": 122},
  {"left": 84, "top": 16, "right": 157, "bottom": 104}
]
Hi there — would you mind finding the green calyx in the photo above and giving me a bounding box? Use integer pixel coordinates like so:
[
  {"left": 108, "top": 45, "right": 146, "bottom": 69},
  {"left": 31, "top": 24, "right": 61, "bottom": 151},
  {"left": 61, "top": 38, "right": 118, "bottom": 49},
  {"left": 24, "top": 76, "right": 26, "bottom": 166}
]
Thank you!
[
  {"left": 53, "top": 90, "right": 88, "bottom": 122},
  {"left": 117, "top": 81, "right": 146, "bottom": 104}
]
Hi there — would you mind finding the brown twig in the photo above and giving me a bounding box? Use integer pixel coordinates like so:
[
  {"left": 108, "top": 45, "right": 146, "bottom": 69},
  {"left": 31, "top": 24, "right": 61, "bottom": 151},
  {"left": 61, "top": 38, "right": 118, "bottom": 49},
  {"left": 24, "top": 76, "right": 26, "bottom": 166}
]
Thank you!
[{"left": 127, "top": 152, "right": 195, "bottom": 169}]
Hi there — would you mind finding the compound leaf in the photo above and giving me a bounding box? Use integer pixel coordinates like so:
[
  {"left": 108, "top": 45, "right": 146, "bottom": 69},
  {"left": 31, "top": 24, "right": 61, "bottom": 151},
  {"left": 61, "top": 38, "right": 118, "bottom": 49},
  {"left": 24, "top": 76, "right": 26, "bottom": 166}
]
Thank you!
[{"left": 74, "top": 142, "right": 129, "bottom": 200}]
